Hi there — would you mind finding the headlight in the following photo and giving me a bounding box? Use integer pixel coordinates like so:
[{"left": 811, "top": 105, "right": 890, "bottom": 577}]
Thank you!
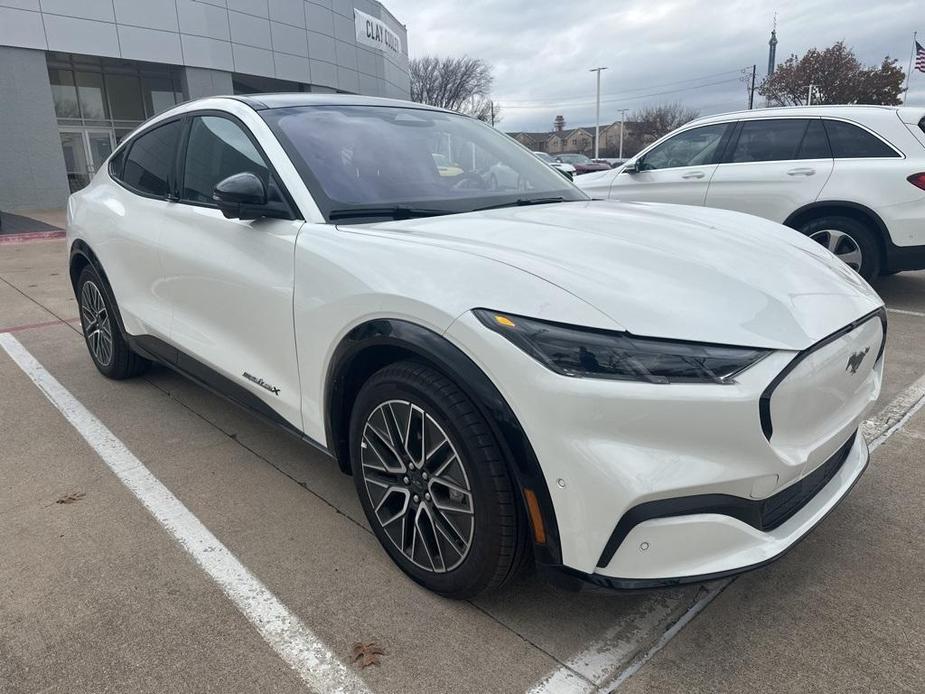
[{"left": 474, "top": 309, "right": 770, "bottom": 384}]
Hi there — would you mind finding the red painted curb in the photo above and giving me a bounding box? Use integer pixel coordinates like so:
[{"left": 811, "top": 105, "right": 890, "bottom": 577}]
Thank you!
[{"left": 0, "top": 230, "right": 65, "bottom": 244}]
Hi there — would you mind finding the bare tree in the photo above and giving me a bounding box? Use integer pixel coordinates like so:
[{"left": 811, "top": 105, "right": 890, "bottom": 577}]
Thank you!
[
  {"left": 759, "top": 41, "right": 905, "bottom": 106},
  {"left": 621, "top": 102, "right": 700, "bottom": 155},
  {"left": 410, "top": 56, "right": 499, "bottom": 121}
]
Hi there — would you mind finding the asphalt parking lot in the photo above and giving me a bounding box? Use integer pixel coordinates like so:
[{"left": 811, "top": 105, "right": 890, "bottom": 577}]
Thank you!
[{"left": 1, "top": 237, "right": 923, "bottom": 694}]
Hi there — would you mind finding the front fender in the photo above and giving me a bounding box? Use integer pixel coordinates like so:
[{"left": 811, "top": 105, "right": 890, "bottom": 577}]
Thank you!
[{"left": 324, "top": 317, "right": 563, "bottom": 567}]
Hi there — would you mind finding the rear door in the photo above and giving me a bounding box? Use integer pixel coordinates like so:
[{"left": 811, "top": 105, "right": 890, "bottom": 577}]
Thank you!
[
  {"left": 103, "top": 118, "right": 185, "bottom": 339},
  {"left": 608, "top": 122, "right": 732, "bottom": 205},
  {"left": 158, "top": 112, "right": 305, "bottom": 429},
  {"left": 704, "top": 118, "right": 834, "bottom": 222}
]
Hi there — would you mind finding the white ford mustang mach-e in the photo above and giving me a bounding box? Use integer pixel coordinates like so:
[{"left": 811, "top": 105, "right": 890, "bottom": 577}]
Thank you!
[{"left": 67, "top": 95, "right": 885, "bottom": 598}]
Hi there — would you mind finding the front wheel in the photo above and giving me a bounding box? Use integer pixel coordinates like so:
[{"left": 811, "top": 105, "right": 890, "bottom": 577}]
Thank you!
[
  {"left": 349, "top": 361, "right": 528, "bottom": 598},
  {"left": 801, "top": 216, "right": 881, "bottom": 281}
]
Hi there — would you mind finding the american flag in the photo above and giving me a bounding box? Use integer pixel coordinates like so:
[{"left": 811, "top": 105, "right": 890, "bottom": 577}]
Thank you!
[{"left": 917, "top": 41, "right": 925, "bottom": 73}]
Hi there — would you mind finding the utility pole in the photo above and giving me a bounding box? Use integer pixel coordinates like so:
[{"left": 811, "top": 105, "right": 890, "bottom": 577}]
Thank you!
[
  {"left": 748, "top": 64, "right": 757, "bottom": 109},
  {"left": 806, "top": 83, "right": 816, "bottom": 105},
  {"left": 616, "top": 108, "right": 629, "bottom": 160},
  {"left": 589, "top": 67, "right": 607, "bottom": 159}
]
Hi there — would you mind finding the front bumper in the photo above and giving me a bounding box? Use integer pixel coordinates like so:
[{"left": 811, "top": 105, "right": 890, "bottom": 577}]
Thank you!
[
  {"left": 559, "top": 430, "right": 868, "bottom": 590},
  {"left": 446, "top": 309, "right": 884, "bottom": 583}
]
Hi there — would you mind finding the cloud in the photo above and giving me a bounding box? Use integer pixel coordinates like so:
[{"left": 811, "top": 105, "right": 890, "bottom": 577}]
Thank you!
[{"left": 384, "top": 0, "right": 924, "bottom": 131}]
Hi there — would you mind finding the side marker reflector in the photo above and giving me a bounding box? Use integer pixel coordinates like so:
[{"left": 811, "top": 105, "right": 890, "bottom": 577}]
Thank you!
[{"left": 523, "top": 488, "right": 546, "bottom": 544}]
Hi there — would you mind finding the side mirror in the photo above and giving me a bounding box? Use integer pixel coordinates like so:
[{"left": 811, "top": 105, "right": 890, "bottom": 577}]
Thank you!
[
  {"left": 213, "top": 172, "right": 267, "bottom": 219},
  {"left": 622, "top": 160, "right": 640, "bottom": 174},
  {"left": 212, "top": 172, "right": 293, "bottom": 221}
]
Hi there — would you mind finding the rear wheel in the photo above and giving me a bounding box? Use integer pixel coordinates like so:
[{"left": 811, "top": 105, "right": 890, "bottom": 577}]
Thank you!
[
  {"left": 801, "top": 216, "right": 881, "bottom": 281},
  {"left": 76, "top": 265, "right": 150, "bottom": 379},
  {"left": 349, "top": 361, "right": 528, "bottom": 598}
]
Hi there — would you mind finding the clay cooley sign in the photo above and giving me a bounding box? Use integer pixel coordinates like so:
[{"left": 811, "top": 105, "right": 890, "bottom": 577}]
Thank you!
[{"left": 354, "top": 9, "right": 402, "bottom": 56}]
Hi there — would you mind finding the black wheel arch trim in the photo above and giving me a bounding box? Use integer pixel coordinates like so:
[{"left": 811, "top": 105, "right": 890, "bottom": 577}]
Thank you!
[
  {"left": 784, "top": 200, "right": 925, "bottom": 273},
  {"left": 783, "top": 199, "right": 890, "bottom": 236},
  {"left": 324, "top": 317, "right": 563, "bottom": 566}
]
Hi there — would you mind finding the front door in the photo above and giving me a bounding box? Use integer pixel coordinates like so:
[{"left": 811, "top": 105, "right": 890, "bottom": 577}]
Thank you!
[
  {"left": 59, "top": 128, "right": 116, "bottom": 192},
  {"left": 158, "top": 113, "right": 305, "bottom": 430},
  {"left": 609, "top": 123, "right": 732, "bottom": 205}
]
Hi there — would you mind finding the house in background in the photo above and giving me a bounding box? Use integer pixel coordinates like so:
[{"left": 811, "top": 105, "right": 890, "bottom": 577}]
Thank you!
[{"left": 510, "top": 119, "right": 636, "bottom": 158}]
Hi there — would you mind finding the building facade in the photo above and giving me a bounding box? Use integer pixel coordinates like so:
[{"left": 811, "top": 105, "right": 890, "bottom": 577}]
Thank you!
[{"left": 0, "top": 0, "right": 410, "bottom": 211}]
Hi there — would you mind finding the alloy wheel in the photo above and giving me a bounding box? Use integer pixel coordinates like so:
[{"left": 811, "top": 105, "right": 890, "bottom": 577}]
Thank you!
[
  {"left": 809, "top": 229, "right": 863, "bottom": 271},
  {"left": 80, "top": 280, "right": 114, "bottom": 367},
  {"left": 360, "top": 400, "right": 474, "bottom": 573}
]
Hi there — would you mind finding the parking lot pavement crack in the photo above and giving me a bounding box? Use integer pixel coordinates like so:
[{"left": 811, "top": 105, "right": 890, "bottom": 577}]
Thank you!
[{"left": 466, "top": 600, "right": 600, "bottom": 692}]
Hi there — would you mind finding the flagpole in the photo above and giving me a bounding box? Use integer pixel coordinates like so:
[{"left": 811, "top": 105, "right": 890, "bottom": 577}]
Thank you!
[{"left": 904, "top": 31, "right": 917, "bottom": 105}]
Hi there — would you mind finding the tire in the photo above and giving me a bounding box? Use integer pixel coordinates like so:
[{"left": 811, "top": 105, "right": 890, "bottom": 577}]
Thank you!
[
  {"left": 76, "top": 264, "right": 150, "bottom": 379},
  {"left": 800, "top": 216, "right": 881, "bottom": 281},
  {"left": 349, "top": 360, "right": 528, "bottom": 598}
]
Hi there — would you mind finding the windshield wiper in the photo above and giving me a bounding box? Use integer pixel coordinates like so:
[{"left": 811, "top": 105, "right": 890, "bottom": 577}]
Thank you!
[
  {"left": 473, "top": 196, "right": 570, "bottom": 212},
  {"left": 329, "top": 206, "right": 451, "bottom": 221}
]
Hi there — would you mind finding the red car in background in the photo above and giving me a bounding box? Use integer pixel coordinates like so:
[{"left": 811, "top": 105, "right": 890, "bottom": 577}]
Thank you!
[{"left": 554, "top": 153, "right": 612, "bottom": 174}]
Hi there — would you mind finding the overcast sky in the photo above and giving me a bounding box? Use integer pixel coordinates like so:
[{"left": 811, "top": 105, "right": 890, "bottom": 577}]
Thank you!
[{"left": 384, "top": 0, "right": 925, "bottom": 132}]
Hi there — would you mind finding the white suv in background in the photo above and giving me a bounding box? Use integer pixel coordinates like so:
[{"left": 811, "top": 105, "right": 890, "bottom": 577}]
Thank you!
[{"left": 577, "top": 106, "right": 925, "bottom": 280}]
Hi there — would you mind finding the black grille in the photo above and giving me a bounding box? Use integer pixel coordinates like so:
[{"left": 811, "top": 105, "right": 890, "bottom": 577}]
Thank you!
[{"left": 758, "top": 432, "right": 855, "bottom": 530}]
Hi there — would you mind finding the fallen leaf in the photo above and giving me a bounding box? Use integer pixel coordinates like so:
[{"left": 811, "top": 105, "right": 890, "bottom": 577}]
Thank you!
[
  {"left": 352, "top": 641, "right": 385, "bottom": 668},
  {"left": 55, "top": 491, "right": 85, "bottom": 505}
]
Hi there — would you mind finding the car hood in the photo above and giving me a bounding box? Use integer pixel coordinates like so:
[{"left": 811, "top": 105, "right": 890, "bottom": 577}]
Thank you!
[{"left": 350, "top": 200, "right": 883, "bottom": 350}]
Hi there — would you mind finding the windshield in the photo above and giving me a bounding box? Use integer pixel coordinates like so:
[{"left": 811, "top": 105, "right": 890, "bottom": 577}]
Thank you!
[
  {"left": 533, "top": 151, "right": 554, "bottom": 162},
  {"left": 557, "top": 153, "right": 591, "bottom": 164},
  {"left": 262, "top": 105, "right": 587, "bottom": 222}
]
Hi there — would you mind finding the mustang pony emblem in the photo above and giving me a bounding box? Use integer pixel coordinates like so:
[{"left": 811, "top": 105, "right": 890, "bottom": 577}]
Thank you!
[{"left": 845, "top": 347, "right": 870, "bottom": 375}]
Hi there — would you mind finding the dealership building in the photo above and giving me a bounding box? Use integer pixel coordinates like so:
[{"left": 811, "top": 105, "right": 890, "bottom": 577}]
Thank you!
[{"left": 0, "top": 0, "right": 410, "bottom": 211}]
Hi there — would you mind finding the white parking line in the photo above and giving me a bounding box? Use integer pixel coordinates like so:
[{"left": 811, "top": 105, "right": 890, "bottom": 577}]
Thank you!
[
  {"left": 864, "top": 373, "right": 925, "bottom": 451},
  {"left": 886, "top": 307, "right": 925, "bottom": 318},
  {"left": 0, "top": 333, "right": 370, "bottom": 694},
  {"left": 526, "top": 596, "right": 688, "bottom": 693},
  {"left": 527, "top": 372, "right": 925, "bottom": 694}
]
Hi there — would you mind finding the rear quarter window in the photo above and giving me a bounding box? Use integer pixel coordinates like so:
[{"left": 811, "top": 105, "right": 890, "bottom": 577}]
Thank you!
[
  {"left": 121, "top": 119, "right": 183, "bottom": 197},
  {"left": 823, "top": 120, "right": 899, "bottom": 158}
]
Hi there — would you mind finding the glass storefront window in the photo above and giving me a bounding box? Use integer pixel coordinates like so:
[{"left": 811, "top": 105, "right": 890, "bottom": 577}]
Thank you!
[
  {"left": 76, "top": 71, "right": 109, "bottom": 121},
  {"left": 143, "top": 76, "right": 181, "bottom": 116},
  {"left": 49, "top": 68, "right": 80, "bottom": 119},
  {"left": 106, "top": 74, "right": 146, "bottom": 121}
]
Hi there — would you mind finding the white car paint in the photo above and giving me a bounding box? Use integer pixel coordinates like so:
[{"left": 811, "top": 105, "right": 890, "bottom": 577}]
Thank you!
[
  {"left": 67, "top": 95, "right": 886, "bottom": 589},
  {"left": 577, "top": 105, "right": 925, "bottom": 274}
]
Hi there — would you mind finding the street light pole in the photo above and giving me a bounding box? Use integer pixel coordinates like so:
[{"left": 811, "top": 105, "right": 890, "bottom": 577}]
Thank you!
[
  {"left": 590, "top": 67, "right": 607, "bottom": 159},
  {"left": 617, "top": 108, "right": 629, "bottom": 160}
]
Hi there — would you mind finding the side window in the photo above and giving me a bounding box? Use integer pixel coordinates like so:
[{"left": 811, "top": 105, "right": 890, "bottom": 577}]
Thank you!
[
  {"left": 729, "top": 119, "right": 810, "bottom": 163},
  {"left": 108, "top": 146, "right": 126, "bottom": 179},
  {"left": 122, "top": 120, "right": 182, "bottom": 197},
  {"left": 182, "top": 116, "right": 269, "bottom": 204},
  {"left": 640, "top": 124, "right": 729, "bottom": 170},
  {"left": 795, "top": 119, "right": 831, "bottom": 159},
  {"left": 823, "top": 120, "right": 899, "bottom": 158}
]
